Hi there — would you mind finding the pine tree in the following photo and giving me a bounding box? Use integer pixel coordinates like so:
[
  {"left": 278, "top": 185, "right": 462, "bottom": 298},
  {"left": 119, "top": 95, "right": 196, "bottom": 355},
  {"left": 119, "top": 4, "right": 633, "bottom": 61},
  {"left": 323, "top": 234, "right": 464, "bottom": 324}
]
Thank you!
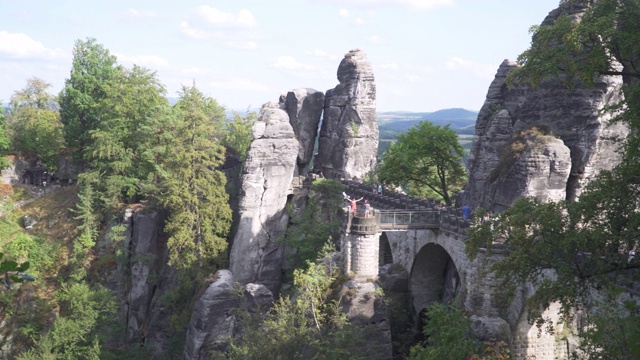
[
  {"left": 159, "top": 85, "right": 231, "bottom": 269},
  {"left": 58, "top": 38, "right": 118, "bottom": 158}
]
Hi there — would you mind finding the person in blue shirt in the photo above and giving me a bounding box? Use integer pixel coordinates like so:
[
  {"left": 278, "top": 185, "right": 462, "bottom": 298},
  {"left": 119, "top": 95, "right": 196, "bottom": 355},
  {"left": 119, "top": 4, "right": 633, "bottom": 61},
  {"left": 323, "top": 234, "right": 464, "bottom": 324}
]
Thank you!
[{"left": 462, "top": 204, "right": 471, "bottom": 220}]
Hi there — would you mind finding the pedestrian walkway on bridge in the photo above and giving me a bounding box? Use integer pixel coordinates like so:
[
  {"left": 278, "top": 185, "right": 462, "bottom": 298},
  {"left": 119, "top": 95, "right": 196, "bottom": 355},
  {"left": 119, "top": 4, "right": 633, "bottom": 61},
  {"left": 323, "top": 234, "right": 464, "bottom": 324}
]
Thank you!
[{"left": 341, "top": 180, "right": 473, "bottom": 236}]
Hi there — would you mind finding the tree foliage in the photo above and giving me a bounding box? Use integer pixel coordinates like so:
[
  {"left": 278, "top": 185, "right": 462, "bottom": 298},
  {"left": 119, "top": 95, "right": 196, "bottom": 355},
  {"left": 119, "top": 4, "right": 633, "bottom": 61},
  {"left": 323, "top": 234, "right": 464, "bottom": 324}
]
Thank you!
[
  {"left": 16, "top": 283, "right": 117, "bottom": 360},
  {"left": 378, "top": 120, "right": 466, "bottom": 205},
  {"left": 409, "top": 303, "right": 510, "bottom": 360},
  {"left": 5, "top": 78, "right": 64, "bottom": 169},
  {"left": 159, "top": 85, "right": 231, "bottom": 270},
  {"left": 84, "top": 65, "right": 172, "bottom": 207},
  {"left": 59, "top": 38, "right": 118, "bottom": 157},
  {"left": 224, "top": 244, "right": 370, "bottom": 360},
  {"left": 223, "top": 110, "right": 256, "bottom": 162},
  {"left": 284, "top": 178, "right": 344, "bottom": 270},
  {"left": 0, "top": 106, "right": 10, "bottom": 169}
]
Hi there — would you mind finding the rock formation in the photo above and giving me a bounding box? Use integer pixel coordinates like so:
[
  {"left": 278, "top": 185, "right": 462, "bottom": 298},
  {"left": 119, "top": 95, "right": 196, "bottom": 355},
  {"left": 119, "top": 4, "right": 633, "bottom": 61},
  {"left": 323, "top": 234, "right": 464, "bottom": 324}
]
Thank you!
[
  {"left": 1, "top": 155, "right": 32, "bottom": 184},
  {"left": 317, "top": 49, "right": 379, "bottom": 180},
  {"left": 464, "top": 41, "right": 627, "bottom": 211},
  {"left": 229, "top": 102, "right": 300, "bottom": 292},
  {"left": 338, "top": 280, "right": 393, "bottom": 359},
  {"left": 183, "top": 270, "right": 237, "bottom": 360},
  {"left": 183, "top": 270, "right": 275, "bottom": 360},
  {"left": 229, "top": 49, "right": 380, "bottom": 291},
  {"left": 281, "top": 89, "right": 325, "bottom": 174}
]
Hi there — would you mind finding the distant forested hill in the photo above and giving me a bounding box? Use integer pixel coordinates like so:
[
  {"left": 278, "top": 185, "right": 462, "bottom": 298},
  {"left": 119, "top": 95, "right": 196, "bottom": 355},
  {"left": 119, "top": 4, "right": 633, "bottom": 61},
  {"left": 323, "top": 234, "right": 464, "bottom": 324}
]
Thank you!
[
  {"left": 377, "top": 108, "right": 479, "bottom": 158},
  {"left": 378, "top": 108, "right": 478, "bottom": 139}
]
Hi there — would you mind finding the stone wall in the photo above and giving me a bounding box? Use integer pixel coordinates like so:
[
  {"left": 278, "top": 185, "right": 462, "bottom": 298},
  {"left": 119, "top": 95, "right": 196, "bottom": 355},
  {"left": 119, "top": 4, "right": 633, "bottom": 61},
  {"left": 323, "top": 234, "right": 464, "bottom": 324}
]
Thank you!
[{"left": 342, "top": 232, "right": 380, "bottom": 278}]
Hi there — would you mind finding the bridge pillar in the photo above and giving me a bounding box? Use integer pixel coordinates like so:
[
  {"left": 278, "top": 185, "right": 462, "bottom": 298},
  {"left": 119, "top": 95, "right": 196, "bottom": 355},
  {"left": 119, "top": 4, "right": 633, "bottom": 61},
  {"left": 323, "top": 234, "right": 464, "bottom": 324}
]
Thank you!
[{"left": 343, "top": 213, "right": 381, "bottom": 278}]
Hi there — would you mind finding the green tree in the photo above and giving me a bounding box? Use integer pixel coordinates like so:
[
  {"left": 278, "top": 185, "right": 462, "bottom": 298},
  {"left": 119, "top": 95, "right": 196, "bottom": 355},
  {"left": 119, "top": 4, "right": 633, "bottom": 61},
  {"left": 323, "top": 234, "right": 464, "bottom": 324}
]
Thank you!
[
  {"left": 284, "top": 178, "right": 344, "bottom": 270},
  {"left": 378, "top": 120, "right": 466, "bottom": 205},
  {"left": 409, "top": 303, "right": 511, "bottom": 360},
  {"left": 409, "top": 304, "right": 479, "bottom": 360},
  {"left": 159, "top": 85, "right": 231, "bottom": 270},
  {"left": 224, "top": 110, "right": 256, "bottom": 162},
  {"left": 0, "top": 105, "right": 10, "bottom": 169},
  {"left": 16, "top": 283, "right": 117, "bottom": 360},
  {"left": 224, "top": 243, "right": 369, "bottom": 360},
  {"left": 85, "top": 65, "right": 172, "bottom": 207},
  {"left": 6, "top": 78, "right": 64, "bottom": 169},
  {"left": 58, "top": 38, "right": 118, "bottom": 158}
]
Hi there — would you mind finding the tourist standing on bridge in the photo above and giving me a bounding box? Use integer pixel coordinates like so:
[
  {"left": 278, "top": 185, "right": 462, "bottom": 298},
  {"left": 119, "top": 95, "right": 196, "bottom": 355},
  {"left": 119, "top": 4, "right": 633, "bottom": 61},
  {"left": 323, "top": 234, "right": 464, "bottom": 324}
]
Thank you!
[
  {"left": 350, "top": 197, "right": 363, "bottom": 216},
  {"left": 364, "top": 199, "right": 371, "bottom": 217},
  {"left": 462, "top": 204, "right": 471, "bottom": 220}
]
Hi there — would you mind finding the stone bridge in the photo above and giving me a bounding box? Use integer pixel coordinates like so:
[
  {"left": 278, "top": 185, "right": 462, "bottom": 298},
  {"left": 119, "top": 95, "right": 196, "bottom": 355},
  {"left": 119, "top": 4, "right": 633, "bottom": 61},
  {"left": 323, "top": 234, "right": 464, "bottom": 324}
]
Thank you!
[{"left": 340, "top": 180, "right": 568, "bottom": 360}]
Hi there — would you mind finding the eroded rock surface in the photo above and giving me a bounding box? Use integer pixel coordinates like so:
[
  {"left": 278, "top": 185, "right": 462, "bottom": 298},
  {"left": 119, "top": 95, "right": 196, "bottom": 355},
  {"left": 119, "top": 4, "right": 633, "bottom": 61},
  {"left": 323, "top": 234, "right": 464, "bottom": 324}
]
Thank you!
[
  {"left": 338, "top": 280, "right": 392, "bottom": 359},
  {"left": 464, "top": 53, "right": 627, "bottom": 211},
  {"left": 317, "top": 49, "right": 378, "bottom": 180},
  {"left": 229, "top": 102, "right": 300, "bottom": 292},
  {"left": 281, "top": 88, "right": 324, "bottom": 174},
  {"left": 183, "top": 270, "right": 238, "bottom": 360},
  {"left": 126, "top": 208, "right": 161, "bottom": 341}
]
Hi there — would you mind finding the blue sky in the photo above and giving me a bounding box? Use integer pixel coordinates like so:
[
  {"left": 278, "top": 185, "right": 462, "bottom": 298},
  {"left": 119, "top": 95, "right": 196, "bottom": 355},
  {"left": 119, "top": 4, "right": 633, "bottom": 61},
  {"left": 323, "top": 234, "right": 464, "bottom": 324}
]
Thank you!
[{"left": 0, "top": 0, "right": 560, "bottom": 112}]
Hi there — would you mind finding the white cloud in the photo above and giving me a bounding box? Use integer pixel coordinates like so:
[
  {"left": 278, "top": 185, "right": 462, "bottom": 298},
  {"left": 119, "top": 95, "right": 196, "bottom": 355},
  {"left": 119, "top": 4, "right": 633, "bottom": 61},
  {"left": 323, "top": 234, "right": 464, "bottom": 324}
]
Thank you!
[
  {"left": 180, "top": 7, "right": 261, "bottom": 50},
  {"left": 181, "top": 67, "right": 215, "bottom": 75},
  {"left": 320, "top": 0, "right": 453, "bottom": 10},
  {"left": 227, "top": 41, "right": 257, "bottom": 50},
  {"left": 273, "top": 56, "right": 315, "bottom": 71},
  {"left": 444, "top": 57, "right": 495, "bottom": 79},
  {"left": 354, "top": 17, "right": 365, "bottom": 25},
  {"left": 406, "top": 74, "right": 421, "bottom": 82},
  {"left": 122, "top": 8, "right": 158, "bottom": 19},
  {"left": 210, "top": 78, "right": 269, "bottom": 91},
  {"left": 378, "top": 63, "right": 399, "bottom": 70},
  {"left": 306, "top": 49, "right": 338, "bottom": 61},
  {"left": 194, "top": 6, "right": 256, "bottom": 28},
  {"left": 0, "top": 31, "right": 67, "bottom": 60},
  {"left": 338, "top": 8, "right": 351, "bottom": 17},
  {"left": 114, "top": 53, "right": 169, "bottom": 69},
  {"left": 179, "top": 22, "right": 259, "bottom": 50},
  {"left": 368, "top": 34, "right": 386, "bottom": 44}
]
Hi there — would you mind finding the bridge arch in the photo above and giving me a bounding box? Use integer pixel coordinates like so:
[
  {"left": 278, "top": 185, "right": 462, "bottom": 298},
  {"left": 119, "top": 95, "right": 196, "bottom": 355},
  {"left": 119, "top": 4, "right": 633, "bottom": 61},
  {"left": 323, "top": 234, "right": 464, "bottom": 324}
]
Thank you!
[
  {"left": 409, "top": 243, "right": 461, "bottom": 313},
  {"left": 378, "top": 233, "right": 393, "bottom": 266},
  {"left": 381, "top": 230, "right": 467, "bottom": 314}
]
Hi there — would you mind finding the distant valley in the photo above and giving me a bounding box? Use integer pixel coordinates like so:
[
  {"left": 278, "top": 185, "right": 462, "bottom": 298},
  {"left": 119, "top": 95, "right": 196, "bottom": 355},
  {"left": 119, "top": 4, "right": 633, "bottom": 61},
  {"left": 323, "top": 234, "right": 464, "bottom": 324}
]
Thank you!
[{"left": 376, "top": 108, "right": 479, "bottom": 157}]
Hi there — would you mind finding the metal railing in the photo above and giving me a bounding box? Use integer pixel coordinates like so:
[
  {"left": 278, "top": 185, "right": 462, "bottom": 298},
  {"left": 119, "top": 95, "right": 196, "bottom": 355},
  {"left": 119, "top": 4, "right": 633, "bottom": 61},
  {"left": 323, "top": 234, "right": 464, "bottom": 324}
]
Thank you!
[{"left": 377, "top": 210, "right": 440, "bottom": 230}]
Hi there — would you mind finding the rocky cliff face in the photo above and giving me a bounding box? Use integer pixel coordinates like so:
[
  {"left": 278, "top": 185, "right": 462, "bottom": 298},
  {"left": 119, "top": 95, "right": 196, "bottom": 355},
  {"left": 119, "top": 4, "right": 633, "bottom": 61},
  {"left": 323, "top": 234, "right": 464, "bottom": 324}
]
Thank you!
[
  {"left": 464, "top": 19, "right": 628, "bottom": 211},
  {"left": 228, "top": 102, "right": 300, "bottom": 292},
  {"left": 317, "top": 49, "right": 379, "bottom": 180},
  {"left": 282, "top": 88, "right": 325, "bottom": 175}
]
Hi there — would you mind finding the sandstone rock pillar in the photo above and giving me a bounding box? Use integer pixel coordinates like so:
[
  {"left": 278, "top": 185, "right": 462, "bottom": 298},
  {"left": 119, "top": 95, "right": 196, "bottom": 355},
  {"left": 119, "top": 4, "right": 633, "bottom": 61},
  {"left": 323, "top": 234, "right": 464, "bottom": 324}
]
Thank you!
[
  {"left": 317, "top": 49, "right": 379, "bottom": 180},
  {"left": 229, "top": 102, "right": 299, "bottom": 292}
]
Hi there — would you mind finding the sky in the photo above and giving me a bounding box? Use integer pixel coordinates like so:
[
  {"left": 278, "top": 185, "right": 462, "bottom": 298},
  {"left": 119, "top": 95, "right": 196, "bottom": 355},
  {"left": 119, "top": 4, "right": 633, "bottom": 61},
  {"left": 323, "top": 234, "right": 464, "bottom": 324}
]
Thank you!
[{"left": 0, "top": 0, "right": 561, "bottom": 112}]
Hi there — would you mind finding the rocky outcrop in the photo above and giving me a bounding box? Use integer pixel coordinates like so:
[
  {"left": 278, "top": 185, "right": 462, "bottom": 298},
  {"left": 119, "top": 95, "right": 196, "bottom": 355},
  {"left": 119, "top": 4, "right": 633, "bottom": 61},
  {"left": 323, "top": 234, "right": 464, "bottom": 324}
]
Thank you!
[
  {"left": 317, "top": 49, "right": 378, "bottom": 180},
  {"left": 183, "top": 271, "right": 275, "bottom": 360},
  {"left": 338, "top": 280, "right": 392, "bottom": 359},
  {"left": 478, "top": 127, "right": 573, "bottom": 210},
  {"left": 229, "top": 102, "right": 300, "bottom": 292},
  {"left": 55, "top": 154, "right": 81, "bottom": 181},
  {"left": 464, "top": 49, "right": 627, "bottom": 211},
  {"left": 183, "top": 270, "right": 237, "bottom": 360},
  {"left": 126, "top": 208, "right": 162, "bottom": 341},
  {"left": 0, "top": 155, "right": 31, "bottom": 184},
  {"left": 281, "top": 89, "right": 325, "bottom": 174}
]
